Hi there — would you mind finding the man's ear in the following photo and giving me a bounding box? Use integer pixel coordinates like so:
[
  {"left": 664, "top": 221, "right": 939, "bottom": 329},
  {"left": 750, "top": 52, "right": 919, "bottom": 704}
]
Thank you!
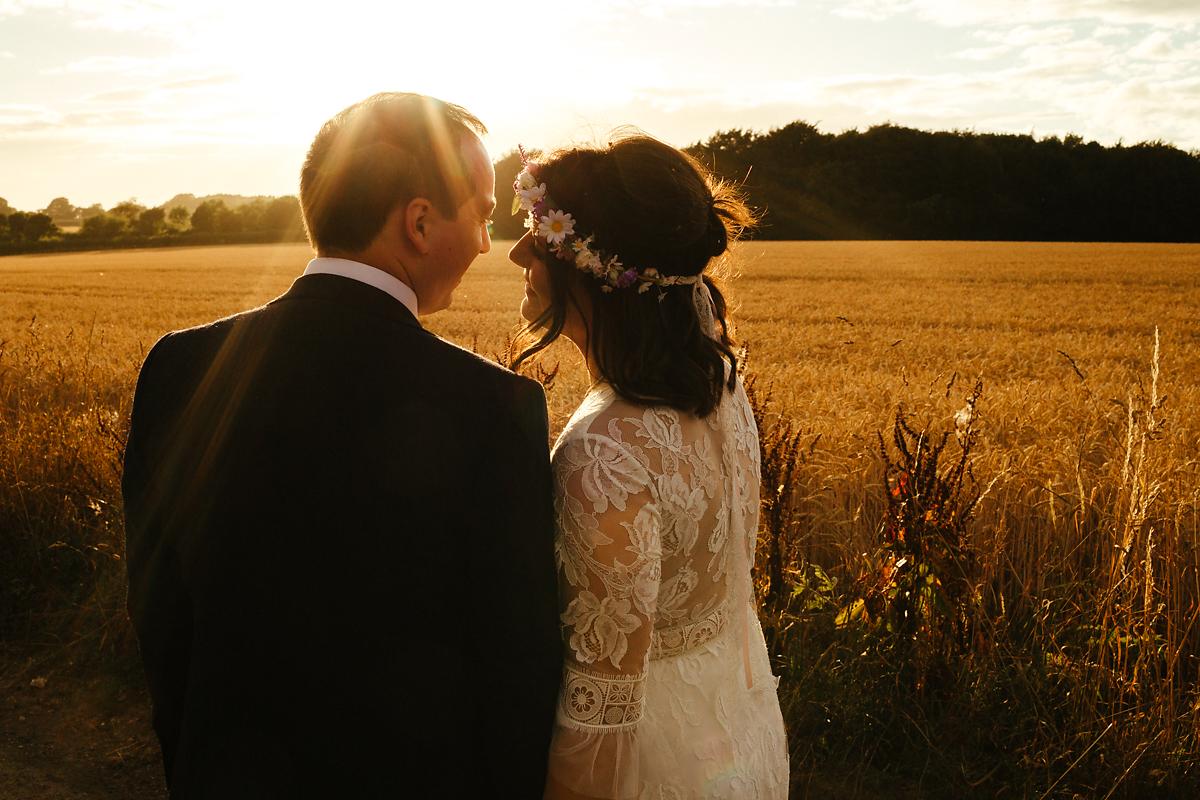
[{"left": 403, "top": 197, "right": 435, "bottom": 255}]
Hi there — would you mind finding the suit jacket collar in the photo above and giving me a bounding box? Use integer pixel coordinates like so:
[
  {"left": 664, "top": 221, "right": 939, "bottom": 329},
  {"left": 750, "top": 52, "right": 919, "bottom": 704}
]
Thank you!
[{"left": 275, "top": 273, "right": 423, "bottom": 330}]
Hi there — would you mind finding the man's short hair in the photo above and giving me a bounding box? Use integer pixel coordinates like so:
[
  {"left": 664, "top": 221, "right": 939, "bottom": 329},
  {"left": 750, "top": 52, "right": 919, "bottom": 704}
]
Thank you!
[{"left": 300, "top": 92, "right": 487, "bottom": 253}]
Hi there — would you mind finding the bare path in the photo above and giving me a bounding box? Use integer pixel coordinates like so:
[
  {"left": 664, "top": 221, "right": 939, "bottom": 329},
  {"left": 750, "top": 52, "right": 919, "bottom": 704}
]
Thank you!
[{"left": 0, "top": 651, "right": 165, "bottom": 799}]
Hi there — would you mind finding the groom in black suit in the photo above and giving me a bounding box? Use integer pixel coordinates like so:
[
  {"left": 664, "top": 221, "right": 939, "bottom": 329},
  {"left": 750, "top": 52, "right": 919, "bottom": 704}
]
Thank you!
[{"left": 123, "top": 93, "right": 562, "bottom": 799}]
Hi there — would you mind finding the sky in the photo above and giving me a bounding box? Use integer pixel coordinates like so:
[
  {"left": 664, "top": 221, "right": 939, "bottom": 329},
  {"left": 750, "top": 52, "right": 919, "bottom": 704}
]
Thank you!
[{"left": 1, "top": 0, "right": 1198, "bottom": 211}]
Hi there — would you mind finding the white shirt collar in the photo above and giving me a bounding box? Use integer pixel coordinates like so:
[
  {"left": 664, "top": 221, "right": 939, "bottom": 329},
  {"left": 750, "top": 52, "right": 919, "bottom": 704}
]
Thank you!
[{"left": 303, "top": 257, "right": 419, "bottom": 318}]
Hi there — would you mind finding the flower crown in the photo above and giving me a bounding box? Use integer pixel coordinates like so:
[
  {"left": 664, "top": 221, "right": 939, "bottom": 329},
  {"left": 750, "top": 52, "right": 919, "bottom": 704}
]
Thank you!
[{"left": 512, "top": 148, "right": 702, "bottom": 293}]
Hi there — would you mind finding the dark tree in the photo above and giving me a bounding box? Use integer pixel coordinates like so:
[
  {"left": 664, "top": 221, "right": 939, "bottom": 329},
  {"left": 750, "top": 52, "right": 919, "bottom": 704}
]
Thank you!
[
  {"left": 110, "top": 200, "right": 147, "bottom": 226},
  {"left": 4, "top": 211, "right": 58, "bottom": 243},
  {"left": 6, "top": 211, "right": 28, "bottom": 241},
  {"left": 25, "top": 213, "right": 58, "bottom": 242},
  {"left": 233, "top": 198, "right": 267, "bottom": 232},
  {"left": 685, "top": 123, "right": 1200, "bottom": 241},
  {"left": 262, "top": 196, "right": 303, "bottom": 236},
  {"left": 43, "top": 197, "right": 80, "bottom": 227},
  {"left": 215, "top": 203, "right": 243, "bottom": 234},
  {"left": 189, "top": 199, "right": 226, "bottom": 234},
  {"left": 136, "top": 207, "right": 166, "bottom": 236},
  {"left": 167, "top": 206, "right": 191, "bottom": 229},
  {"left": 80, "top": 213, "right": 127, "bottom": 240}
]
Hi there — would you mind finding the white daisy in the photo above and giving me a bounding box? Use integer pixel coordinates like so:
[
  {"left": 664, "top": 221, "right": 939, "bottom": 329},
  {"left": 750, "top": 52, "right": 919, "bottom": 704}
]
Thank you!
[{"left": 538, "top": 209, "right": 575, "bottom": 244}]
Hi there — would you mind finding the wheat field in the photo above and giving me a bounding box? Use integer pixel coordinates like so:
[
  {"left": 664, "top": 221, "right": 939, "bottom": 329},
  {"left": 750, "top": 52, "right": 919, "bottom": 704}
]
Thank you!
[
  {"left": 2, "top": 240, "right": 1199, "bottom": 797},
  {"left": 5, "top": 240, "right": 1197, "bottom": 428}
]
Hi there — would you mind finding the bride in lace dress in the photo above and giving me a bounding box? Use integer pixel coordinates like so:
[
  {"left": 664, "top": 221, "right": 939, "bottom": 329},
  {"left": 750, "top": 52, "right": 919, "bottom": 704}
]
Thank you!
[{"left": 507, "top": 134, "right": 789, "bottom": 799}]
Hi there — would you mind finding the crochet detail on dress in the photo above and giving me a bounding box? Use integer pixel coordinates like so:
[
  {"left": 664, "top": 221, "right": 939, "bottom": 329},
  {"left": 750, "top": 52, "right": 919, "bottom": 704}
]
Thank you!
[
  {"left": 559, "top": 662, "right": 647, "bottom": 732},
  {"left": 651, "top": 601, "right": 730, "bottom": 660}
]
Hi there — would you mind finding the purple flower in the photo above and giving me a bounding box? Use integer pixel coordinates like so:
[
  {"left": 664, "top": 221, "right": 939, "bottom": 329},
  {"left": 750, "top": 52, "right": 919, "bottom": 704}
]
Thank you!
[{"left": 617, "top": 268, "right": 638, "bottom": 288}]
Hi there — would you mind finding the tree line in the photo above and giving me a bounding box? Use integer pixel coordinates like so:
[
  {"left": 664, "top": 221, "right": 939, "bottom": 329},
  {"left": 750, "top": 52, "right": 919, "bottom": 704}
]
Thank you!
[
  {"left": 491, "top": 122, "right": 1200, "bottom": 242},
  {"left": 0, "top": 195, "right": 305, "bottom": 254},
  {"left": 5, "top": 121, "right": 1200, "bottom": 253}
]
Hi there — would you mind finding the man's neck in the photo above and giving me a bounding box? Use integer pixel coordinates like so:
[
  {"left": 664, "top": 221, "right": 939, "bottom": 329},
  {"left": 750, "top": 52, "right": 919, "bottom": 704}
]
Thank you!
[
  {"left": 305, "top": 256, "right": 420, "bottom": 318},
  {"left": 317, "top": 249, "right": 416, "bottom": 293}
]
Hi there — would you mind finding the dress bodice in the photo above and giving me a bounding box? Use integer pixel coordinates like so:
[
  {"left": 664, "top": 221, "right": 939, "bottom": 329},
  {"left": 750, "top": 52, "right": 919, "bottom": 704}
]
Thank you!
[{"left": 551, "top": 379, "right": 762, "bottom": 671}]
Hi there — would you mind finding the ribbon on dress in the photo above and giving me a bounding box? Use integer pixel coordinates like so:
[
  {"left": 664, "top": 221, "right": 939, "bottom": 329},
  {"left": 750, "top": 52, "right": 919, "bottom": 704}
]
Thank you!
[{"left": 693, "top": 280, "right": 718, "bottom": 341}]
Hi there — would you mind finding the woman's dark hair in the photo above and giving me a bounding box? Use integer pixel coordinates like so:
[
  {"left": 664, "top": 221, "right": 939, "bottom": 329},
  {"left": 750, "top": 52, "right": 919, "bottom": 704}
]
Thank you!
[{"left": 511, "top": 132, "right": 755, "bottom": 418}]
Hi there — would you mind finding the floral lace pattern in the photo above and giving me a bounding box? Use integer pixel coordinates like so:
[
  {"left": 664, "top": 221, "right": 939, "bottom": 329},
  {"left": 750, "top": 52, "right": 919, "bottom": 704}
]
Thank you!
[{"left": 546, "top": 377, "right": 789, "bottom": 799}]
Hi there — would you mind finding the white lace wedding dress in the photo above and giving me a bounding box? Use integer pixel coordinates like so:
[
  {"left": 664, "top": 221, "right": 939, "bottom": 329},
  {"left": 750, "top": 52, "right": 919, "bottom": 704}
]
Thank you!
[{"left": 545, "top": 376, "right": 789, "bottom": 800}]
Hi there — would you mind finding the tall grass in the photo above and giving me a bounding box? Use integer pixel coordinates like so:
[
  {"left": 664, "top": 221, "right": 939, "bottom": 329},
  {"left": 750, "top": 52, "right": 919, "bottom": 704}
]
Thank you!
[
  {"left": 0, "top": 318, "right": 133, "bottom": 656},
  {"left": 751, "top": 329, "right": 1200, "bottom": 797}
]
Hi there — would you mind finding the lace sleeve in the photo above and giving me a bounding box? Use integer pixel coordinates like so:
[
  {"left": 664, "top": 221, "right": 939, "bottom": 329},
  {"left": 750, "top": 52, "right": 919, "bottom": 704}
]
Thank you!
[{"left": 546, "top": 431, "right": 662, "bottom": 800}]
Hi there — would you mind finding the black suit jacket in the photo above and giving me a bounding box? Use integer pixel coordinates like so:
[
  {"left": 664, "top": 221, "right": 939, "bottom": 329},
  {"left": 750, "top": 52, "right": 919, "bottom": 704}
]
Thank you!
[{"left": 123, "top": 273, "right": 562, "bottom": 799}]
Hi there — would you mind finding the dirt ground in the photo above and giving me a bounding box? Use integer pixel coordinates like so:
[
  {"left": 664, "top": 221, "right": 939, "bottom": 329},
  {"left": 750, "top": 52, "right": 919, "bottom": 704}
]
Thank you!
[{"left": 0, "top": 649, "right": 166, "bottom": 800}]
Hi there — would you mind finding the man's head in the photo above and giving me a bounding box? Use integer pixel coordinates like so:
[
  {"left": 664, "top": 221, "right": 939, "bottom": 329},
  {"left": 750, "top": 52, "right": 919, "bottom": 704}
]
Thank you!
[{"left": 300, "top": 92, "right": 495, "bottom": 314}]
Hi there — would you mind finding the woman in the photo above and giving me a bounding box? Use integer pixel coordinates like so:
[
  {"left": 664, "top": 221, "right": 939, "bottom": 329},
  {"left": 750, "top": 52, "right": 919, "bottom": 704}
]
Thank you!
[{"left": 508, "top": 133, "right": 789, "bottom": 800}]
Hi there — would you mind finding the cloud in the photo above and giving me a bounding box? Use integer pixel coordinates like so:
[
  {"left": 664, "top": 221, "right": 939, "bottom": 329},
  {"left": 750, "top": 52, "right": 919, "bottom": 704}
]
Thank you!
[
  {"left": 1130, "top": 30, "right": 1176, "bottom": 59},
  {"left": 14, "top": 0, "right": 198, "bottom": 33},
  {"left": 976, "top": 24, "right": 1078, "bottom": 46},
  {"left": 1091, "top": 74, "right": 1200, "bottom": 146},
  {"left": 954, "top": 45, "right": 1013, "bottom": 62},
  {"left": 617, "top": 0, "right": 798, "bottom": 11},
  {"left": 0, "top": 0, "right": 39, "bottom": 15},
  {"left": 953, "top": 23, "right": 1081, "bottom": 60},
  {"left": 0, "top": 103, "right": 61, "bottom": 136},
  {"left": 45, "top": 55, "right": 164, "bottom": 75},
  {"left": 0, "top": 102, "right": 54, "bottom": 119},
  {"left": 619, "top": 38, "right": 1200, "bottom": 150},
  {"left": 0, "top": 103, "right": 165, "bottom": 138},
  {"left": 1014, "top": 38, "right": 1124, "bottom": 79},
  {"left": 161, "top": 75, "right": 237, "bottom": 91},
  {"left": 84, "top": 88, "right": 148, "bottom": 103},
  {"left": 83, "top": 74, "right": 237, "bottom": 104},
  {"left": 828, "top": 0, "right": 1200, "bottom": 28}
]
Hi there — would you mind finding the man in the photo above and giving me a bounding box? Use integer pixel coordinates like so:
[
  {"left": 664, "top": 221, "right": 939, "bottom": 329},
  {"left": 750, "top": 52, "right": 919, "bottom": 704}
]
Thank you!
[{"left": 123, "top": 93, "right": 562, "bottom": 799}]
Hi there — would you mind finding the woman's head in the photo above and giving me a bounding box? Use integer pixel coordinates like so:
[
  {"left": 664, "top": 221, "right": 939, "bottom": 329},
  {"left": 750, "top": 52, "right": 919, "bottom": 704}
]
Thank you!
[{"left": 508, "top": 132, "right": 754, "bottom": 417}]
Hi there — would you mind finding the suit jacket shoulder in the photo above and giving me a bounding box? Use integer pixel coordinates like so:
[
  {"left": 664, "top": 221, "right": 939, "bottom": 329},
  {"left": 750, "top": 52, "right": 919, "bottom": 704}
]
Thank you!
[{"left": 423, "top": 334, "right": 547, "bottom": 409}]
